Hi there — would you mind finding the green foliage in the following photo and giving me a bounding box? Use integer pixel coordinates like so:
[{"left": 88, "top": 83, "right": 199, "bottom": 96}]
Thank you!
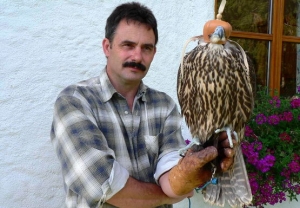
[
  {"left": 242, "top": 86, "right": 300, "bottom": 207},
  {"left": 217, "top": 0, "right": 269, "bottom": 33}
]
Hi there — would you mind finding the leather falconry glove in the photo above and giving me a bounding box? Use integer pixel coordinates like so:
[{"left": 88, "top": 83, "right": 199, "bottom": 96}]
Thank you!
[{"left": 168, "top": 146, "right": 218, "bottom": 196}]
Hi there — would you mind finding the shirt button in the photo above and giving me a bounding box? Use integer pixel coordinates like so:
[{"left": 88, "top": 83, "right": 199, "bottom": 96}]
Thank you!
[{"left": 124, "top": 111, "right": 128, "bottom": 114}]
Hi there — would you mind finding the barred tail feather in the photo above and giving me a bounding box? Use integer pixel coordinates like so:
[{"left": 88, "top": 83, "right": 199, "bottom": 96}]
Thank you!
[
  {"left": 203, "top": 182, "right": 221, "bottom": 205},
  {"left": 202, "top": 146, "right": 252, "bottom": 207},
  {"left": 232, "top": 146, "right": 252, "bottom": 204},
  {"left": 222, "top": 172, "right": 237, "bottom": 207}
]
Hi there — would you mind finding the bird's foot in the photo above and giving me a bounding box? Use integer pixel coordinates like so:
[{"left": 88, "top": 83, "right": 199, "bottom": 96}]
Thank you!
[
  {"left": 215, "top": 127, "right": 238, "bottom": 148},
  {"left": 179, "top": 138, "right": 200, "bottom": 156}
]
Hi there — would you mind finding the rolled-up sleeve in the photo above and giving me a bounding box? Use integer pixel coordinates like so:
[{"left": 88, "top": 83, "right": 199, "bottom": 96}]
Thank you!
[
  {"left": 154, "top": 151, "right": 181, "bottom": 182},
  {"left": 51, "top": 92, "right": 129, "bottom": 206}
]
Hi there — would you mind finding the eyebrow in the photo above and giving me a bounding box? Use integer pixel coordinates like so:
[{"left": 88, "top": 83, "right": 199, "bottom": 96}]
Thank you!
[
  {"left": 143, "top": 43, "right": 155, "bottom": 49},
  {"left": 121, "top": 40, "right": 155, "bottom": 48}
]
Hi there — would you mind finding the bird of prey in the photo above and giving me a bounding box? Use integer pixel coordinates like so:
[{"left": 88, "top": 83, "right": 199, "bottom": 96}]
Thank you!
[{"left": 177, "top": 25, "right": 254, "bottom": 207}]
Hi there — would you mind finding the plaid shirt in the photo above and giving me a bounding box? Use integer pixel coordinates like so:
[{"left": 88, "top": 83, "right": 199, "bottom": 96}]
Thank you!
[{"left": 51, "top": 69, "right": 186, "bottom": 208}]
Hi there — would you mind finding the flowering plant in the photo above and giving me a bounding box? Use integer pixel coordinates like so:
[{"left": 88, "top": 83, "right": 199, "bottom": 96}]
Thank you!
[{"left": 242, "top": 86, "right": 300, "bottom": 207}]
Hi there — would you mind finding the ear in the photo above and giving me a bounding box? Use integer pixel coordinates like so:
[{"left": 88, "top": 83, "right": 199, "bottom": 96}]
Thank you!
[{"left": 102, "top": 38, "right": 111, "bottom": 57}]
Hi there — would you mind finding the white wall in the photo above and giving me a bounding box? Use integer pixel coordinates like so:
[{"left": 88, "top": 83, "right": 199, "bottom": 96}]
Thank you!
[{"left": 0, "top": 1, "right": 299, "bottom": 208}]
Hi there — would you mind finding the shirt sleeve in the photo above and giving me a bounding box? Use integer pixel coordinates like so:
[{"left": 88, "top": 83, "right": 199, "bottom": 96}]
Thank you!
[
  {"left": 50, "top": 90, "right": 129, "bottom": 206},
  {"left": 152, "top": 94, "right": 186, "bottom": 183},
  {"left": 153, "top": 151, "right": 181, "bottom": 183}
]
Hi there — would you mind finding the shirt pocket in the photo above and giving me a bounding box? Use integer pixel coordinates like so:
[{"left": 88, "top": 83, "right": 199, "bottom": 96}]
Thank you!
[
  {"left": 144, "top": 133, "right": 163, "bottom": 169},
  {"left": 144, "top": 134, "right": 159, "bottom": 155}
]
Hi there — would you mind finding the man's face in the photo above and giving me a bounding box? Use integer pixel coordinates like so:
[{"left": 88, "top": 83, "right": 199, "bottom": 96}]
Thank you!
[{"left": 103, "top": 19, "right": 156, "bottom": 86}]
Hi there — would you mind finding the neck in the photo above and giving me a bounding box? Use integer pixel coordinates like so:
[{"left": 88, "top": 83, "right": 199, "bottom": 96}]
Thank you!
[
  {"left": 209, "top": 43, "right": 224, "bottom": 50},
  {"left": 110, "top": 77, "right": 140, "bottom": 111}
]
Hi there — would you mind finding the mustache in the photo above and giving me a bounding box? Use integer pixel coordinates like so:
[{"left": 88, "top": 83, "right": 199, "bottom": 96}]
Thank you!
[{"left": 123, "top": 61, "right": 146, "bottom": 71}]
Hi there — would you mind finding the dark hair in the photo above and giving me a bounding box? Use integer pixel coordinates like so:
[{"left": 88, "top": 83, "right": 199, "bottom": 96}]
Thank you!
[{"left": 105, "top": 2, "right": 158, "bottom": 45}]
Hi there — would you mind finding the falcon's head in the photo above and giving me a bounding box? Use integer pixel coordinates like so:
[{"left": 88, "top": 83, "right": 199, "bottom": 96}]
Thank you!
[
  {"left": 203, "top": 19, "right": 232, "bottom": 43},
  {"left": 209, "top": 26, "right": 226, "bottom": 44}
]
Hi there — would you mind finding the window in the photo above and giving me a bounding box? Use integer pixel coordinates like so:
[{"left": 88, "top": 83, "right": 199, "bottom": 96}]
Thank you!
[{"left": 215, "top": 0, "right": 300, "bottom": 96}]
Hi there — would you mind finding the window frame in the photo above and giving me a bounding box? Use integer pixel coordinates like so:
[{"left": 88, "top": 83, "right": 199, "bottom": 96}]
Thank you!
[{"left": 215, "top": 0, "right": 300, "bottom": 95}]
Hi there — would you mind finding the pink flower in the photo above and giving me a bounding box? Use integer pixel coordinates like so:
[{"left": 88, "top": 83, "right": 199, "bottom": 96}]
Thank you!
[
  {"left": 279, "top": 132, "right": 292, "bottom": 142},
  {"left": 290, "top": 97, "right": 300, "bottom": 108},
  {"left": 267, "top": 114, "right": 280, "bottom": 125},
  {"left": 185, "top": 139, "right": 190, "bottom": 145},
  {"left": 256, "top": 155, "right": 276, "bottom": 173},
  {"left": 245, "top": 125, "right": 253, "bottom": 137},
  {"left": 295, "top": 185, "right": 300, "bottom": 194},
  {"left": 269, "top": 96, "right": 281, "bottom": 108},
  {"left": 249, "top": 176, "right": 259, "bottom": 194},
  {"left": 281, "top": 168, "right": 291, "bottom": 178},
  {"left": 293, "top": 154, "right": 300, "bottom": 162},
  {"left": 255, "top": 113, "right": 267, "bottom": 125},
  {"left": 288, "top": 161, "right": 300, "bottom": 173},
  {"left": 279, "top": 111, "right": 293, "bottom": 122}
]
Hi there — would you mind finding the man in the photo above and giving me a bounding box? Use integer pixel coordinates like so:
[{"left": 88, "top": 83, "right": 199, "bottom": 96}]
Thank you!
[{"left": 51, "top": 2, "right": 236, "bottom": 208}]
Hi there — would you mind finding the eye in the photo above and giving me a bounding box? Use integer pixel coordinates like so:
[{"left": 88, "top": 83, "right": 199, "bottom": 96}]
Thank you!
[
  {"left": 121, "top": 41, "right": 135, "bottom": 49},
  {"left": 123, "top": 43, "right": 134, "bottom": 48},
  {"left": 143, "top": 45, "right": 154, "bottom": 52},
  {"left": 144, "top": 46, "right": 152, "bottom": 51}
]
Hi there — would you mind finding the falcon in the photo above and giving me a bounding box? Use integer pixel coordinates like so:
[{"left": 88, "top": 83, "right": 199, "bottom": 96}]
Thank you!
[{"left": 177, "top": 21, "right": 255, "bottom": 207}]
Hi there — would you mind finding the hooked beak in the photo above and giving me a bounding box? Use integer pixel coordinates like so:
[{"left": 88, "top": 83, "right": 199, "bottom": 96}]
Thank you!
[{"left": 209, "top": 26, "right": 226, "bottom": 44}]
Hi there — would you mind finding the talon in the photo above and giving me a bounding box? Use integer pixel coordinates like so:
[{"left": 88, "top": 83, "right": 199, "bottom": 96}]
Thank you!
[
  {"left": 233, "top": 131, "right": 238, "bottom": 142},
  {"left": 178, "top": 137, "right": 200, "bottom": 156},
  {"left": 215, "top": 127, "right": 236, "bottom": 148}
]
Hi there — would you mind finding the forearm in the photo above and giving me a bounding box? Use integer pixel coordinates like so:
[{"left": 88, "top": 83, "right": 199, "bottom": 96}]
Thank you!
[
  {"left": 158, "top": 172, "right": 179, "bottom": 198},
  {"left": 159, "top": 171, "right": 194, "bottom": 198},
  {"left": 106, "top": 176, "right": 186, "bottom": 208}
]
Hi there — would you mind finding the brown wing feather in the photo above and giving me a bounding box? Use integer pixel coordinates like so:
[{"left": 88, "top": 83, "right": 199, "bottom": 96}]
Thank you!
[{"left": 177, "top": 36, "right": 254, "bottom": 144}]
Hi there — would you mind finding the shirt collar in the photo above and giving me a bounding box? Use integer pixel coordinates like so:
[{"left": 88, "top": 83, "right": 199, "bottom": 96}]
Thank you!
[
  {"left": 99, "top": 68, "right": 148, "bottom": 103},
  {"left": 137, "top": 82, "right": 147, "bottom": 102}
]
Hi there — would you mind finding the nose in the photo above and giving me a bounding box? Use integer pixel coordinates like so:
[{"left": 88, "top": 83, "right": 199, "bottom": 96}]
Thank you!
[{"left": 131, "top": 47, "right": 142, "bottom": 62}]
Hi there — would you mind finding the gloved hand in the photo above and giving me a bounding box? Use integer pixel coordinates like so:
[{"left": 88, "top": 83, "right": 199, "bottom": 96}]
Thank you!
[
  {"left": 168, "top": 146, "right": 217, "bottom": 196},
  {"left": 168, "top": 132, "right": 236, "bottom": 196}
]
